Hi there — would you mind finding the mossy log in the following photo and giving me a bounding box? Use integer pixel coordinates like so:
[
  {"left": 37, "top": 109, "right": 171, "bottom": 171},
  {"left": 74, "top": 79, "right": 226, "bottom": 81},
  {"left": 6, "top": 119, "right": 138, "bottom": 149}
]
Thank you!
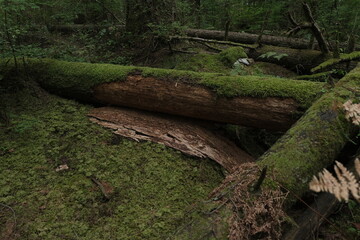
[
  {"left": 170, "top": 65, "right": 360, "bottom": 239},
  {"left": 1, "top": 58, "right": 324, "bottom": 131},
  {"left": 247, "top": 45, "right": 330, "bottom": 74}
]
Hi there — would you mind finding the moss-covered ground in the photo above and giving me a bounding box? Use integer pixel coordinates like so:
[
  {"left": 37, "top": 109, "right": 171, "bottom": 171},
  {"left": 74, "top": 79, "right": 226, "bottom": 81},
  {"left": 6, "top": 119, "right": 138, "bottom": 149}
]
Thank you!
[{"left": 0, "top": 84, "right": 224, "bottom": 239}]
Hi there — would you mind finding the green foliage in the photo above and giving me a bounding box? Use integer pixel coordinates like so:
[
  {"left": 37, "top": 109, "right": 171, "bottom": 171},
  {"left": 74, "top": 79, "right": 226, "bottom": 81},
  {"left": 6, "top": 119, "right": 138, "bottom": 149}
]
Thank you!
[{"left": 259, "top": 52, "right": 289, "bottom": 61}]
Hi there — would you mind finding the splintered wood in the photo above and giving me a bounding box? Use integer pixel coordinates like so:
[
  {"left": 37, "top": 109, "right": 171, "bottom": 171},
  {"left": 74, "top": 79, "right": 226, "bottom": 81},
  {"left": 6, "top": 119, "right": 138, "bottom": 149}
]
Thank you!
[{"left": 88, "top": 107, "right": 254, "bottom": 172}]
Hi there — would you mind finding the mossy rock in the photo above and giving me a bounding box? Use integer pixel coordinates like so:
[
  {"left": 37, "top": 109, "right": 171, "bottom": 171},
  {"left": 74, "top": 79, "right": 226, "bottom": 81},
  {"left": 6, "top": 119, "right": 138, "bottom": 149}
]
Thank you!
[
  {"left": 175, "top": 53, "right": 230, "bottom": 73},
  {"left": 219, "top": 47, "right": 247, "bottom": 66}
]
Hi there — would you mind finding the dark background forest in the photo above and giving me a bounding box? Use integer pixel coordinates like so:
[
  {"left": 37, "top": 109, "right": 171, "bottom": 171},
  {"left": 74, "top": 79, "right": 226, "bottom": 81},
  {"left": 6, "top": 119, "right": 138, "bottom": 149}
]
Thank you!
[{"left": 1, "top": 0, "right": 360, "bottom": 240}]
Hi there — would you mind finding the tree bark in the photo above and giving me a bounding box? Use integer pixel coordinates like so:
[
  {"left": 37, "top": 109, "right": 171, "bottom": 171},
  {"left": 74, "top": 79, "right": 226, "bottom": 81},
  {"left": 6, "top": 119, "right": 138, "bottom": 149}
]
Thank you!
[
  {"left": 170, "top": 64, "right": 360, "bottom": 240},
  {"left": 1, "top": 58, "right": 324, "bottom": 131}
]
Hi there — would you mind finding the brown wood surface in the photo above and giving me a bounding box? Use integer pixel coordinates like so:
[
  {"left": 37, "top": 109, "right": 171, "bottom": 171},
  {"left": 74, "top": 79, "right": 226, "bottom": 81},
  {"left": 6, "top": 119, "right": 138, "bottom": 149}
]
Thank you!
[
  {"left": 93, "top": 75, "right": 300, "bottom": 131},
  {"left": 88, "top": 107, "right": 254, "bottom": 172}
]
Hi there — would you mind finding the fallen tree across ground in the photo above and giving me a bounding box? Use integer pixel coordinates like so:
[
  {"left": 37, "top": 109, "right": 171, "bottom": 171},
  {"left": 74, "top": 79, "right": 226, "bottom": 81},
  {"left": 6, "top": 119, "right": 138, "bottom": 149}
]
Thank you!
[
  {"left": 170, "top": 65, "right": 360, "bottom": 239},
  {"left": 1, "top": 58, "right": 325, "bottom": 131}
]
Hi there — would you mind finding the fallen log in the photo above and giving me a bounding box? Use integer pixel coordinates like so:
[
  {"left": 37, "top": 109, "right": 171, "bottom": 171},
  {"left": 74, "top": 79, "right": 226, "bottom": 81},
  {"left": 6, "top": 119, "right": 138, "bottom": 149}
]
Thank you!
[
  {"left": 247, "top": 45, "right": 330, "bottom": 74},
  {"left": 185, "top": 28, "right": 313, "bottom": 50},
  {"left": 170, "top": 65, "right": 360, "bottom": 239},
  {"left": 0, "top": 58, "right": 325, "bottom": 131},
  {"left": 185, "top": 29, "right": 360, "bottom": 52},
  {"left": 88, "top": 106, "right": 254, "bottom": 172}
]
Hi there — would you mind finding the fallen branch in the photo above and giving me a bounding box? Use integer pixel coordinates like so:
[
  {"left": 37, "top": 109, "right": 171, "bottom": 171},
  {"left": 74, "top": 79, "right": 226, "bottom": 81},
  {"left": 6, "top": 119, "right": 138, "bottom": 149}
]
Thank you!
[
  {"left": 88, "top": 107, "right": 254, "bottom": 172},
  {"left": 170, "top": 36, "right": 257, "bottom": 49}
]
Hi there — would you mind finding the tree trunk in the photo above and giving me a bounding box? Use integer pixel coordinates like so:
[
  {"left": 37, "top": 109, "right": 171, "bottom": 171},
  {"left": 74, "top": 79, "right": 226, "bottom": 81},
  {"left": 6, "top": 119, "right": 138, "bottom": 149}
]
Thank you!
[
  {"left": 170, "top": 64, "right": 360, "bottom": 240},
  {"left": 1, "top": 58, "right": 324, "bottom": 131}
]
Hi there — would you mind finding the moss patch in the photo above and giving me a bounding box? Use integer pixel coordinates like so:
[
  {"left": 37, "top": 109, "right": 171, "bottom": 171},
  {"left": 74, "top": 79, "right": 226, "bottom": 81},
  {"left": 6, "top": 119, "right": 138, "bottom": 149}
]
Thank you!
[
  {"left": 175, "top": 53, "right": 230, "bottom": 73},
  {"left": 0, "top": 86, "right": 223, "bottom": 239},
  {"left": 218, "top": 47, "right": 247, "bottom": 66},
  {"left": 311, "top": 51, "right": 360, "bottom": 73}
]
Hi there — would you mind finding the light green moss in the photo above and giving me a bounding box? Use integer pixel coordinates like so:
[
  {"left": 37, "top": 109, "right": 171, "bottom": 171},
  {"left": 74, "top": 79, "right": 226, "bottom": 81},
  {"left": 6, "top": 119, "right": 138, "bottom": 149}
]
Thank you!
[
  {"left": 199, "top": 74, "right": 324, "bottom": 108},
  {"left": 0, "top": 87, "right": 223, "bottom": 239},
  {"left": 294, "top": 71, "right": 333, "bottom": 81},
  {"left": 311, "top": 51, "right": 360, "bottom": 73}
]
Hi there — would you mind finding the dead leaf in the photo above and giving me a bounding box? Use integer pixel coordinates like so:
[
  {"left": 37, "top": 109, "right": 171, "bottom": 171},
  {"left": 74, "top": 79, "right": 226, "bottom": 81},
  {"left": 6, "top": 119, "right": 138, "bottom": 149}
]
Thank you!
[{"left": 55, "top": 164, "right": 69, "bottom": 172}]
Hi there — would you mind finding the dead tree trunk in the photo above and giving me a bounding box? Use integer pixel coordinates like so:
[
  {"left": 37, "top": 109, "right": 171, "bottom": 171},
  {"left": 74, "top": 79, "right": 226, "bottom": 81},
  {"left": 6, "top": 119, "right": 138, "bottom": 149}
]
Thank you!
[
  {"left": 170, "top": 64, "right": 360, "bottom": 240},
  {"left": 0, "top": 58, "right": 324, "bottom": 131},
  {"left": 287, "top": 3, "right": 330, "bottom": 54}
]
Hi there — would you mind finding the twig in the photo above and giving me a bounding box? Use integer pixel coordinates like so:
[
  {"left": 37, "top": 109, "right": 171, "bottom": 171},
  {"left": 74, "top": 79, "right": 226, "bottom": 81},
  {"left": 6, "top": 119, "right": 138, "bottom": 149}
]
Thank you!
[
  {"left": 0, "top": 203, "right": 17, "bottom": 225},
  {"left": 90, "top": 176, "right": 110, "bottom": 201}
]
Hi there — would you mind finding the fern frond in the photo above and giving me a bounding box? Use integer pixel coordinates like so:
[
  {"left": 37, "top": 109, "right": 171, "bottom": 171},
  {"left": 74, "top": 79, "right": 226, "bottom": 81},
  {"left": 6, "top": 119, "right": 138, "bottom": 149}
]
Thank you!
[{"left": 309, "top": 160, "right": 360, "bottom": 202}]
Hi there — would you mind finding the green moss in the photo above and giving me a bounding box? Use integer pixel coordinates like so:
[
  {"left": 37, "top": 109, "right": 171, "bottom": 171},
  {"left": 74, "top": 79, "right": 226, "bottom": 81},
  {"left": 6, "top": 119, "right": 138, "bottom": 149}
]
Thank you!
[
  {"left": 311, "top": 51, "right": 360, "bottom": 73},
  {"left": 219, "top": 47, "right": 247, "bottom": 66},
  {"left": 257, "top": 66, "right": 360, "bottom": 202},
  {"left": 200, "top": 74, "right": 323, "bottom": 108},
  {"left": 294, "top": 71, "right": 333, "bottom": 81},
  {"left": 0, "top": 87, "right": 223, "bottom": 239},
  {"left": 175, "top": 53, "right": 230, "bottom": 73}
]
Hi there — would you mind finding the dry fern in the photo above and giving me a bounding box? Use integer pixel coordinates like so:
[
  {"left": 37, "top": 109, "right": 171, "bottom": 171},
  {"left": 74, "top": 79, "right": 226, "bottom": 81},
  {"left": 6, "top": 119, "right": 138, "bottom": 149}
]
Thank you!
[
  {"left": 309, "top": 100, "right": 360, "bottom": 202},
  {"left": 211, "top": 163, "right": 287, "bottom": 240},
  {"left": 343, "top": 100, "right": 360, "bottom": 125},
  {"left": 309, "top": 159, "right": 360, "bottom": 202}
]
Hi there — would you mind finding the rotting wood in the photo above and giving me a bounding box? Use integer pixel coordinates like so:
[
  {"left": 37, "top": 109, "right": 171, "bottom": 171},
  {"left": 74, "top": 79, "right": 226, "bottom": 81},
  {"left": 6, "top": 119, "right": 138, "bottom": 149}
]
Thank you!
[
  {"left": 88, "top": 106, "right": 254, "bottom": 172},
  {"left": 170, "top": 65, "right": 360, "bottom": 239},
  {"left": 93, "top": 75, "right": 302, "bottom": 131}
]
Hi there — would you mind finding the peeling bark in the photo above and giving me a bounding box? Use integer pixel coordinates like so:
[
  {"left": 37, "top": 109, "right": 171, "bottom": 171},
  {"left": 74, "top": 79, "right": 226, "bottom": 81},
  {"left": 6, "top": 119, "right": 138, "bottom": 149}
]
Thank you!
[{"left": 88, "top": 107, "right": 254, "bottom": 172}]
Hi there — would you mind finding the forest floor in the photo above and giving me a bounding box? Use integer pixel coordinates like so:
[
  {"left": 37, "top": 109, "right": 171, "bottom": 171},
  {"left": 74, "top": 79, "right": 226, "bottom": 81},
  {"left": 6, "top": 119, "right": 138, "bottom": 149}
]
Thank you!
[{"left": 1, "top": 29, "right": 360, "bottom": 239}]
